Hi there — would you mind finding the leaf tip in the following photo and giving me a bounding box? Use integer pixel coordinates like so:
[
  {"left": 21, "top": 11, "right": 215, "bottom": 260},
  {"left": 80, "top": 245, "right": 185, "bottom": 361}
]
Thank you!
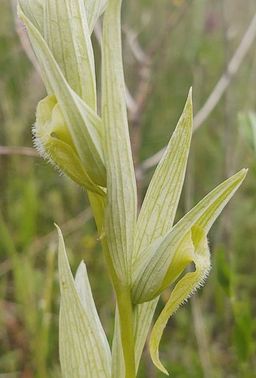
[
  {"left": 75, "top": 260, "right": 87, "bottom": 280},
  {"left": 54, "top": 222, "right": 62, "bottom": 238},
  {"left": 237, "top": 168, "right": 248, "bottom": 183},
  {"left": 153, "top": 357, "right": 169, "bottom": 376},
  {"left": 184, "top": 87, "right": 193, "bottom": 117},
  {"left": 150, "top": 338, "right": 170, "bottom": 376},
  {"left": 54, "top": 223, "right": 66, "bottom": 264},
  {"left": 188, "top": 86, "right": 192, "bottom": 99}
]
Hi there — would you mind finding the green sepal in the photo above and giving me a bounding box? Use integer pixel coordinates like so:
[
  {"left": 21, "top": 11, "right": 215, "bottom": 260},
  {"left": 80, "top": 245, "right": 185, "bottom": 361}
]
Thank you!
[
  {"left": 133, "top": 89, "right": 193, "bottom": 266},
  {"left": 132, "top": 169, "right": 247, "bottom": 304},
  {"left": 18, "top": 0, "right": 107, "bottom": 36},
  {"left": 149, "top": 227, "right": 210, "bottom": 375},
  {"left": 34, "top": 96, "right": 105, "bottom": 195},
  {"left": 131, "top": 90, "right": 193, "bottom": 369},
  {"left": 57, "top": 225, "right": 111, "bottom": 378},
  {"left": 18, "top": 4, "right": 106, "bottom": 187},
  {"left": 44, "top": 0, "right": 97, "bottom": 108}
]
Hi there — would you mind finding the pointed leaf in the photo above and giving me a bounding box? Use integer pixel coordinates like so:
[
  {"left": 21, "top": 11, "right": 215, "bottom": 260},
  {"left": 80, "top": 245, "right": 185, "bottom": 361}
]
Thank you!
[
  {"left": 44, "top": 0, "right": 97, "bottom": 108},
  {"left": 134, "top": 89, "right": 193, "bottom": 266},
  {"left": 57, "top": 226, "right": 111, "bottom": 378},
  {"left": 149, "top": 227, "right": 210, "bottom": 375},
  {"left": 132, "top": 169, "right": 247, "bottom": 303},
  {"left": 18, "top": 6, "right": 106, "bottom": 186},
  {"left": 132, "top": 91, "right": 193, "bottom": 367},
  {"left": 133, "top": 299, "right": 158, "bottom": 370},
  {"left": 102, "top": 0, "right": 137, "bottom": 284},
  {"left": 75, "top": 261, "right": 111, "bottom": 356}
]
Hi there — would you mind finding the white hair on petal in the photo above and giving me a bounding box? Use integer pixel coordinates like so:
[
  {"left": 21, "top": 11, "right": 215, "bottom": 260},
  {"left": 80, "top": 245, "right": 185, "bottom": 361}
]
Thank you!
[{"left": 32, "top": 122, "right": 63, "bottom": 176}]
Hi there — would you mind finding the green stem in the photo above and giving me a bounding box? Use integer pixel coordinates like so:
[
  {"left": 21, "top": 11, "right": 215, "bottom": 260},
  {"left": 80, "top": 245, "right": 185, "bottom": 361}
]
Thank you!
[
  {"left": 114, "top": 283, "right": 136, "bottom": 378},
  {"left": 88, "top": 192, "right": 136, "bottom": 378},
  {"left": 104, "top": 243, "right": 136, "bottom": 378}
]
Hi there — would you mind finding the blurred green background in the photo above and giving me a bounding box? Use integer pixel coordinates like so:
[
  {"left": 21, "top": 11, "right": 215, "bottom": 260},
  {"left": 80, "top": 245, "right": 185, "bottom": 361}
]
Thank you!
[{"left": 0, "top": 0, "right": 256, "bottom": 377}]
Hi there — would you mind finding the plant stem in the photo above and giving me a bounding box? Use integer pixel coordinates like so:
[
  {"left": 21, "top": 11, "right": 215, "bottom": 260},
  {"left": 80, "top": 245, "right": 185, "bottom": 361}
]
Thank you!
[
  {"left": 88, "top": 192, "right": 136, "bottom": 378},
  {"left": 114, "top": 283, "right": 136, "bottom": 378}
]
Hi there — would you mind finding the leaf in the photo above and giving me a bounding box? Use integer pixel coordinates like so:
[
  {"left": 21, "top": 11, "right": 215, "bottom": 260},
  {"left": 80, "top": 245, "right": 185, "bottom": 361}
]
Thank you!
[
  {"left": 111, "top": 310, "right": 124, "bottom": 377},
  {"left": 74, "top": 261, "right": 111, "bottom": 357},
  {"left": 101, "top": 0, "right": 137, "bottom": 284},
  {"left": 132, "top": 90, "right": 193, "bottom": 368},
  {"left": 18, "top": 5, "right": 106, "bottom": 187},
  {"left": 85, "top": 0, "right": 108, "bottom": 34},
  {"left": 149, "top": 227, "right": 210, "bottom": 375},
  {"left": 134, "top": 88, "right": 193, "bottom": 266},
  {"left": 57, "top": 226, "right": 111, "bottom": 378},
  {"left": 44, "top": 0, "right": 97, "bottom": 108},
  {"left": 133, "top": 299, "right": 158, "bottom": 371},
  {"left": 132, "top": 168, "right": 247, "bottom": 304},
  {"left": 18, "top": 0, "right": 44, "bottom": 33},
  {"left": 18, "top": 0, "right": 107, "bottom": 36}
]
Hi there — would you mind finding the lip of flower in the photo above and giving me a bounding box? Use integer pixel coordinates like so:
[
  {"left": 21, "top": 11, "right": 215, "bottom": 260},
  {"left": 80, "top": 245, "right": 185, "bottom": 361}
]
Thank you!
[
  {"left": 131, "top": 230, "right": 195, "bottom": 304},
  {"left": 35, "top": 95, "right": 73, "bottom": 146},
  {"left": 34, "top": 95, "right": 105, "bottom": 196}
]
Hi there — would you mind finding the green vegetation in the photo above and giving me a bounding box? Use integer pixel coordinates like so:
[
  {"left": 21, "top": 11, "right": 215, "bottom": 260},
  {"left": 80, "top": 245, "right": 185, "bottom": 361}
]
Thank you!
[{"left": 0, "top": 0, "right": 256, "bottom": 377}]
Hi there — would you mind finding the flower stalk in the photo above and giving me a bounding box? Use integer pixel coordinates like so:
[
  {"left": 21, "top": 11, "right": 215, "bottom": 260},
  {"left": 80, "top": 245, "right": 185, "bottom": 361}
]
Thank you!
[{"left": 18, "top": 0, "right": 247, "bottom": 377}]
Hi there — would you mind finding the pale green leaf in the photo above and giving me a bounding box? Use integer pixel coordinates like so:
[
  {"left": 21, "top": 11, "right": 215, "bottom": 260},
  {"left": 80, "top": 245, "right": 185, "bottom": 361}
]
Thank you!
[
  {"left": 44, "top": 0, "right": 97, "bottom": 108},
  {"left": 18, "top": 0, "right": 107, "bottom": 36},
  {"left": 18, "top": 0, "right": 44, "bottom": 33},
  {"left": 74, "top": 261, "right": 111, "bottom": 356},
  {"left": 85, "top": 0, "right": 108, "bottom": 33},
  {"left": 134, "top": 88, "right": 193, "bottom": 266},
  {"left": 102, "top": 0, "right": 137, "bottom": 284},
  {"left": 132, "top": 168, "right": 247, "bottom": 304},
  {"left": 18, "top": 6, "right": 106, "bottom": 187},
  {"left": 17, "top": 1, "right": 51, "bottom": 91},
  {"left": 111, "top": 310, "right": 124, "bottom": 377},
  {"left": 133, "top": 299, "right": 158, "bottom": 371},
  {"left": 149, "top": 227, "right": 210, "bottom": 375},
  {"left": 57, "top": 226, "right": 111, "bottom": 378},
  {"left": 132, "top": 90, "right": 193, "bottom": 367}
]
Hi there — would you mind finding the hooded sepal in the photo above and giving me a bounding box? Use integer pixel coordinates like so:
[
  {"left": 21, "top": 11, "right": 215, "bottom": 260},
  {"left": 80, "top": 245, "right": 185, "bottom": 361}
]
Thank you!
[
  {"left": 34, "top": 95, "right": 105, "bottom": 195},
  {"left": 44, "top": 0, "right": 97, "bottom": 108},
  {"left": 132, "top": 169, "right": 247, "bottom": 304},
  {"left": 18, "top": 5, "right": 106, "bottom": 187}
]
